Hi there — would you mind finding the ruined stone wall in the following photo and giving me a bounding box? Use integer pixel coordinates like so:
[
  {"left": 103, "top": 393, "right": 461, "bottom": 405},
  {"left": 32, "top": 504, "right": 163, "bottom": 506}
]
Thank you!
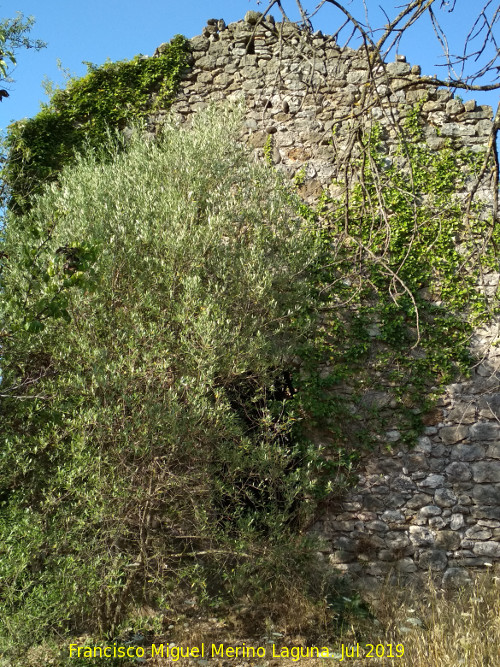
[{"left": 150, "top": 14, "right": 499, "bottom": 589}]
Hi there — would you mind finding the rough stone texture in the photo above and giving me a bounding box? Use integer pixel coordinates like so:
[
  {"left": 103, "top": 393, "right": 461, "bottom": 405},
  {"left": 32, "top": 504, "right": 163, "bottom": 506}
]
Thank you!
[{"left": 150, "top": 18, "right": 497, "bottom": 588}]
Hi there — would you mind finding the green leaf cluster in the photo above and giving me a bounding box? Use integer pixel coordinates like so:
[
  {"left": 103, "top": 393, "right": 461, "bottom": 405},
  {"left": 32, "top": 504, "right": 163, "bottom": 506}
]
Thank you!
[
  {"left": 305, "top": 101, "right": 499, "bottom": 443},
  {"left": 1, "top": 35, "right": 189, "bottom": 213}
]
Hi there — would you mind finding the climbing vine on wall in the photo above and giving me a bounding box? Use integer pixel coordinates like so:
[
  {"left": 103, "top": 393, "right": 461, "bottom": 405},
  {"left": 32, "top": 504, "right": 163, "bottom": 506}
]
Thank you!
[
  {"left": 1, "top": 34, "right": 190, "bottom": 213},
  {"left": 294, "top": 102, "right": 499, "bottom": 450}
]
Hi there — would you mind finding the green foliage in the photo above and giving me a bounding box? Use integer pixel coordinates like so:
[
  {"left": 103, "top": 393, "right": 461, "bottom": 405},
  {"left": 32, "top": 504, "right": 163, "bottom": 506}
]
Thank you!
[
  {"left": 1, "top": 35, "right": 189, "bottom": 212},
  {"left": 299, "top": 101, "right": 498, "bottom": 444},
  {"left": 0, "top": 12, "right": 46, "bottom": 80},
  {"left": 0, "top": 107, "right": 330, "bottom": 661}
]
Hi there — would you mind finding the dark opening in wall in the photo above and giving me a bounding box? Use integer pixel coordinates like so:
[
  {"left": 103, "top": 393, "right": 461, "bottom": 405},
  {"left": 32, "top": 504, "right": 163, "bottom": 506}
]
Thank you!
[{"left": 246, "top": 37, "right": 255, "bottom": 55}]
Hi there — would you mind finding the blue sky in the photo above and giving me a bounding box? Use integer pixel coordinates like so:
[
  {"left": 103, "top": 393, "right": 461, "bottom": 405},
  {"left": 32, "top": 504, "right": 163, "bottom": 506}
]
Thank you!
[{"left": 1, "top": 0, "right": 498, "bottom": 132}]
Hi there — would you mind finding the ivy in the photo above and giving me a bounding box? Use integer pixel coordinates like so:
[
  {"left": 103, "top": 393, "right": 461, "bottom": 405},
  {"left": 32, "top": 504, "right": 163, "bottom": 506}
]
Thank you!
[
  {"left": 294, "top": 101, "right": 499, "bottom": 449},
  {"left": 1, "top": 34, "right": 190, "bottom": 213}
]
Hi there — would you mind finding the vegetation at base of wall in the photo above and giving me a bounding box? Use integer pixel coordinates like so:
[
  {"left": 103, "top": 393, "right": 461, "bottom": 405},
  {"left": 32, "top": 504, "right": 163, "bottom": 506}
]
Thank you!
[
  {"left": 0, "top": 107, "right": 345, "bottom": 662},
  {"left": 1, "top": 34, "right": 190, "bottom": 213}
]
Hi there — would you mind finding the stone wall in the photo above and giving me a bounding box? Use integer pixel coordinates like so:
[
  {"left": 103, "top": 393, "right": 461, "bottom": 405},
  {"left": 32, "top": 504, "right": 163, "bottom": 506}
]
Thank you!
[{"left": 149, "top": 14, "right": 499, "bottom": 588}]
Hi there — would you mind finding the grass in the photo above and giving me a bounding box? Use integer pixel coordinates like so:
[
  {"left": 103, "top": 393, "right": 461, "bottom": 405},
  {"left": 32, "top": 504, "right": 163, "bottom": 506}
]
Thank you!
[
  {"left": 23, "top": 566, "right": 499, "bottom": 666},
  {"left": 144, "top": 567, "right": 500, "bottom": 666}
]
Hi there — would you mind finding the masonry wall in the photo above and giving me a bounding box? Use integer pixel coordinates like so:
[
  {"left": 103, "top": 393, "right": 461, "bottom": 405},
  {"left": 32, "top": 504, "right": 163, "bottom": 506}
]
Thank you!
[{"left": 149, "top": 14, "right": 500, "bottom": 590}]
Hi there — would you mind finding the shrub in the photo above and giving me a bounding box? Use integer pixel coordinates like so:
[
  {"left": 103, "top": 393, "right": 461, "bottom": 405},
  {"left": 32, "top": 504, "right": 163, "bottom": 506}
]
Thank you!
[{"left": 0, "top": 106, "right": 327, "bottom": 659}]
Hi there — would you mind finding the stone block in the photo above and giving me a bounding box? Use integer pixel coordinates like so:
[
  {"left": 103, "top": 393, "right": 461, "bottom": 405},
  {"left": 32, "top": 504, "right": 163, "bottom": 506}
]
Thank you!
[
  {"left": 471, "top": 506, "right": 500, "bottom": 520},
  {"left": 435, "top": 488, "right": 458, "bottom": 507},
  {"left": 472, "top": 461, "right": 500, "bottom": 483},
  {"left": 472, "top": 484, "right": 500, "bottom": 505},
  {"left": 409, "top": 525, "right": 435, "bottom": 546},
  {"left": 419, "top": 474, "right": 445, "bottom": 489},
  {"left": 387, "top": 61, "right": 411, "bottom": 76},
  {"left": 476, "top": 119, "right": 493, "bottom": 135},
  {"left": 406, "top": 493, "right": 434, "bottom": 509},
  {"left": 450, "top": 513, "right": 465, "bottom": 530},
  {"left": 440, "top": 425, "right": 469, "bottom": 444},
  {"left": 418, "top": 505, "right": 442, "bottom": 518},
  {"left": 366, "top": 520, "right": 389, "bottom": 532},
  {"left": 446, "top": 99, "right": 465, "bottom": 115},
  {"left": 446, "top": 403, "right": 476, "bottom": 424},
  {"left": 469, "top": 422, "right": 500, "bottom": 441},
  {"left": 435, "top": 530, "right": 461, "bottom": 550},
  {"left": 419, "top": 549, "right": 448, "bottom": 571},
  {"left": 472, "top": 541, "right": 500, "bottom": 557},
  {"left": 395, "top": 558, "right": 417, "bottom": 573},
  {"left": 415, "top": 436, "right": 432, "bottom": 453},
  {"left": 479, "top": 393, "right": 500, "bottom": 419},
  {"left": 445, "top": 462, "right": 472, "bottom": 481},
  {"left": 450, "top": 444, "right": 485, "bottom": 461},
  {"left": 487, "top": 443, "right": 500, "bottom": 459},
  {"left": 385, "top": 531, "right": 411, "bottom": 549},
  {"left": 465, "top": 526, "right": 492, "bottom": 540},
  {"left": 442, "top": 568, "right": 472, "bottom": 589},
  {"left": 440, "top": 123, "right": 476, "bottom": 137}
]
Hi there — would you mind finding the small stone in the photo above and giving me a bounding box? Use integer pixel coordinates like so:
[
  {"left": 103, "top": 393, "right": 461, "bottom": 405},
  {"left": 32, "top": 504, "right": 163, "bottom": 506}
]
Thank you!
[
  {"left": 418, "top": 505, "right": 442, "bottom": 518},
  {"left": 442, "top": 568, "right": 472, "bottom": 589},
  {"left": 410, "top": 525, "right": 435, "bottom": 546},
  {"left": 435, "top": 488, "right": 458, "bottom": 507},
  {"left": 464, "top": 100, "right": 476, "bottom": 112},
  {"left": 473, "top": 541, "right": 500, "bottom": 557},
  {"left": 419, "top": 474, "right": 445, "bottom": 489},
  {"left": 440, "top": 425, "right": 469, "bottom": 444},
  {"left": 450, "top": 514, "right": 465, "bottom": 530},
  {"left": 419, "top": 549, "right": 448, "bottom": 571},
  {"left": 244, "top": 10, "right": 263, "bottom": 24},
  {"left": 465, "top": 526, "right": 492, "bottom": 540},
  {"left": 445, "top": 462, "right": 472, "bottom": 482},
  {"left": 385, "top": 531, "right": 410, "bottom": 549},
  {"left": 435, "top": 530, "right": 461, "bottom": 550}
]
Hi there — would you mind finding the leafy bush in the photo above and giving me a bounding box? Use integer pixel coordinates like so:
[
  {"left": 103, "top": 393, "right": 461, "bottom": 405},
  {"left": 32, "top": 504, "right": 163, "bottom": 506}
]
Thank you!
[
  {"left": 1, "top": 35, "right": 189, "bottom": 213},
  {"left": 0, "top": 107, "right": 328, "bottom": 659}
]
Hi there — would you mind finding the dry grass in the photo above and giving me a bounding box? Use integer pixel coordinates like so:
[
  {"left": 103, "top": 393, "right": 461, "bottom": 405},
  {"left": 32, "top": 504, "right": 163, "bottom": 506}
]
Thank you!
[
  {"left": 367, "top": 567, "right": 500, "bottom": 666},
  {"left": 18, "top": 566, "right": 500, "bottom": 666},
  {"left": 148, "top": 567, "right": 500, "bottom": 667}
]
